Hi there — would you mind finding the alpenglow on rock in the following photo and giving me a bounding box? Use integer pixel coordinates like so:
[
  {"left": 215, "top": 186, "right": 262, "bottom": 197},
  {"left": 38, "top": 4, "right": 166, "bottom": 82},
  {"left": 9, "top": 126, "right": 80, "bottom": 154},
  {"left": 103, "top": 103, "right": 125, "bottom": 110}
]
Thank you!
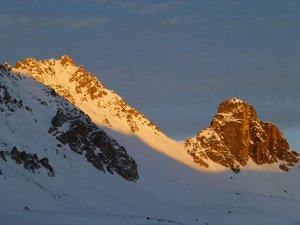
[
  {"left": 185, "top": 98, "right": 299, "bottom": 172},
  {"left": 14, "top": 55, "right": 162, "bottom": 135}
]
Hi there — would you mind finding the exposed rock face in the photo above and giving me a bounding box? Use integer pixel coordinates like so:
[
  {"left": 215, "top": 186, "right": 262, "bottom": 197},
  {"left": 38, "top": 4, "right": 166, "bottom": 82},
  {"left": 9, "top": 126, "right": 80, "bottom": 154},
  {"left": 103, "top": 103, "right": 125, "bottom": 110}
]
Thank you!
[
  {"left": 59, "top": 55, "right": 75, "bottom": 66},
  {"left": 185, "top": 98, "right": 299, "bottom": 172},
  {"left": 49, "top": 108, "right": 139, "bottom": 181},
  {"left": 0, "top": 147, "right": 55, "bottom": 176}
]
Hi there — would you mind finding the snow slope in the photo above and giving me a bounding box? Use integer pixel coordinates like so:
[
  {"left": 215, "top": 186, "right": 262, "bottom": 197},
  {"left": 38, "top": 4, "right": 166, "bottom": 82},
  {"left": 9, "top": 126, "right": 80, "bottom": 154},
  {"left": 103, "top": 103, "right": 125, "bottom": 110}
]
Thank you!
[
  {"left": 1, "top": 128, "right": 300, "bottom": 225},
  {"left": 0, "top": 59, "right": 299, "bottom": 225}
]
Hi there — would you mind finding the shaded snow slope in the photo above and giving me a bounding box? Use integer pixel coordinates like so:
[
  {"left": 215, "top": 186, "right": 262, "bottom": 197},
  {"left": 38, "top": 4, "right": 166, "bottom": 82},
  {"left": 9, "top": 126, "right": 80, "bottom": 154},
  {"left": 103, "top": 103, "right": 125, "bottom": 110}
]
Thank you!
[{"left": 1, "top": 126, "right": 300, "bottom": 225}]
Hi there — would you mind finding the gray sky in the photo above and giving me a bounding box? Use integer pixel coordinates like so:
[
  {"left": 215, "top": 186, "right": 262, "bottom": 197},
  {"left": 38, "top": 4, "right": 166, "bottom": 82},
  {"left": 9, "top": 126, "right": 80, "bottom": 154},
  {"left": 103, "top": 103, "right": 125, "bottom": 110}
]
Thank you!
[{"left": 0, "top": 0, "right": 299, "bottom": 150}]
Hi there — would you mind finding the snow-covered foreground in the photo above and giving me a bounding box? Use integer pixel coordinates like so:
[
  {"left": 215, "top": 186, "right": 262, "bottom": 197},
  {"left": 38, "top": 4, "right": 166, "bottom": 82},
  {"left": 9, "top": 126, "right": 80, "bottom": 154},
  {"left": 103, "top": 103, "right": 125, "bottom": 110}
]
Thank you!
[
  {"left": 1, "top": 193, "right": 300, "bottom": 225},
  {"left": 1, "top": 129, "right": 300, "bottom": 225},
  {"left": 0, "top": 211, "right": 188, "bottom": 225}
]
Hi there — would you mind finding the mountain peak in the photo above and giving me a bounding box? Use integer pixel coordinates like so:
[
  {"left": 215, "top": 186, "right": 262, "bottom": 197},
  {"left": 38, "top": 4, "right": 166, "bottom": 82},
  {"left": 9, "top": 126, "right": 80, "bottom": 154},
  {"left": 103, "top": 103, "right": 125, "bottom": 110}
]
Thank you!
[
  {"left": 0, "top": 66, "right": 138, "bottom": 181},
  {"left": 58, "top": 55, "right": 76, "bottom": 66},
  {"left": 185, "top": 98, "right": 299, "bottom": 172},
  {"left": 227, "top": 97, "right": 245, "bottom": 103},
  {"left": 13, "top": 56, "right": 163, "bottom": 137},
  {"left": 219, "top": 97, "right": 251, "bottom": 109},
  {"left": 15, "top": 55, "right": 76, "bottom": 70},
  {"left": 217, "top": 97, "right": 258, "bottom": 121}
]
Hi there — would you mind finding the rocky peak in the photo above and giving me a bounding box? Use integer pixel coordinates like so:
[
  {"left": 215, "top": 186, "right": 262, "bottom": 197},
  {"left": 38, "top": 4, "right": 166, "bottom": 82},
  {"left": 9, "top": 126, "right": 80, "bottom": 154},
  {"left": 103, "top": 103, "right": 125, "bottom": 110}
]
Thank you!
[
  {"left": 216, "top": 97, "right": 258, "bottom": 120},
  {"left": 15, "top": 57, "right": 37, "bottom": 69},
  {"left": 15, "top": 55, "right": 75, "bottom": 69},
  {"left": 15, "top": 56, "right": 106, "bottom": 99},
  {"left": 58, "top": 55, "right": 75, "bottom": 66},
  {"left": 185, "top": 98, "right": 299, "bottom": 172},
  {"left": 13, "top": 56, "right": 163, "bottom": 136}
]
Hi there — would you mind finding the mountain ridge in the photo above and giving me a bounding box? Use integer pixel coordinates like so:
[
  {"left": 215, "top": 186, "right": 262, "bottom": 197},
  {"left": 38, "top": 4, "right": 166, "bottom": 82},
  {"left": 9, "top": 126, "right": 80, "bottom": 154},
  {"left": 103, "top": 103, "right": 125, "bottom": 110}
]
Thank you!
[
  {"left": 0, "top": 63, "right": 138, "bottom": 181},
  {"left": 12, "top": 55, "right": 299, "bottom": 172},
  {"left": 14, "top": 55, "right": 162, "bottom": 136}
]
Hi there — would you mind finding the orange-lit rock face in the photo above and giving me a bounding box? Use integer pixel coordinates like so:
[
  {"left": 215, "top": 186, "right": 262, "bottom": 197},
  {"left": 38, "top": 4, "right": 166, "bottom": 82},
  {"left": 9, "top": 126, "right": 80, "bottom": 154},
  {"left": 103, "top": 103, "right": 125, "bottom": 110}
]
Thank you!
[
  {"left": 59, "top": 55, "right": 75, "bottom": 66},
  {"left": 185, "top": 98, "right": 299, "bottom": 172}
]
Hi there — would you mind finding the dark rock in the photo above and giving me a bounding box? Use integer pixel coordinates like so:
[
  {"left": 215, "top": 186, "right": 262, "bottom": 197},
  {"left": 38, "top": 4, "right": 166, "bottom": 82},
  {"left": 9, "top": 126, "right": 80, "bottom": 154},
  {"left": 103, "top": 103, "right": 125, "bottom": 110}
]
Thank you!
[
  {"left": 23, "top": 207, "right": 30, "bottom": 211},
  {"left": 8, "top": 147, "right": 54, "bottom": 176},
  {"left": 49, "top": 108, "right": 139, "bottom": 181},
  {"left": 11, "top": 146, "right": 22, "bottom": 164},
  {"left": 279, "top": 163, "right": 289, "bottom": 172},
  {"left": 0, "top": 150, "right": 7, "bottom": 161},
  {"left": 40, "top": 157, "right": 55, "bottom": 176},
  {"left": 231, "top": 166, "right": 240, "bottom": 174}
]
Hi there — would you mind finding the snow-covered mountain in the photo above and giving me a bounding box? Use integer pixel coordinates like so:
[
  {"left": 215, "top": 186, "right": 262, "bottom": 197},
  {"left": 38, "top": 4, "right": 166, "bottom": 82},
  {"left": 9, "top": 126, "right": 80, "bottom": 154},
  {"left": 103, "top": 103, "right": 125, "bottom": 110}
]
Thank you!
[
  {"left": 0, "top": 63, "right": 138, "bottom": 181},
  {"left": 14, "top": 55, "right": 299, "bottom": 172},
  {"left": 14, "top": 55, "right": 162, "bottom": 136},
  {"left": 14, "top": 56, "right": 193, "bottom": 168},
  {"left": 0, "top": 56, "right": 300, "bottom": 225}
]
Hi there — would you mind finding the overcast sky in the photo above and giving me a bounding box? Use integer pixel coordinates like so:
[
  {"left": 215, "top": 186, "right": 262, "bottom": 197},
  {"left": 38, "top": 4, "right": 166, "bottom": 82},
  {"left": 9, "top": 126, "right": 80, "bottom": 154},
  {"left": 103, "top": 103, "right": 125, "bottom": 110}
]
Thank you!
[{"left": 0, "top": 0, "right": 299, "bottom": 150}]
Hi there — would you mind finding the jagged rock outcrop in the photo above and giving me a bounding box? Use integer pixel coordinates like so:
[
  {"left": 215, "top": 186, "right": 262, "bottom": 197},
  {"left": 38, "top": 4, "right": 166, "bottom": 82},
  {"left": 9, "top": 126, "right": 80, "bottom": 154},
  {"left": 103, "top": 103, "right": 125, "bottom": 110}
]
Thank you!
[
  {"left": 185, "top": 98, "right": 299, "bottom": 172},
  {"left": 0, "top": 147, "right": 55, "bottom": 176},
  {"left": 48, "top": 108, "right": 139, "bottom": 181}
]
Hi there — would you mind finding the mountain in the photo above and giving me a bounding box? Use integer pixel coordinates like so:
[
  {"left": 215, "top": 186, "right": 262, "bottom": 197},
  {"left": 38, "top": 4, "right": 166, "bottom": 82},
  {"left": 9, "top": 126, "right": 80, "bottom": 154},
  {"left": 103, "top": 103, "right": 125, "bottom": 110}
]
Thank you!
[
  {"left": 0, "top": 56, "right": 299, "bottom": 225},
  {"left": 185, "top": 98, "right": 299, "bottom": 172},
  {"left": 13, "top": 55, "right": 299, "bottom": 172},
  {"left": 15, "top": 55, "right": 162, "bottom": 136},
  {"left": 14, "top": 56, "right": 193, "bottom": 166},
  {"left": 0, "top": 63, "right": 138, "bottom": 181}
]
